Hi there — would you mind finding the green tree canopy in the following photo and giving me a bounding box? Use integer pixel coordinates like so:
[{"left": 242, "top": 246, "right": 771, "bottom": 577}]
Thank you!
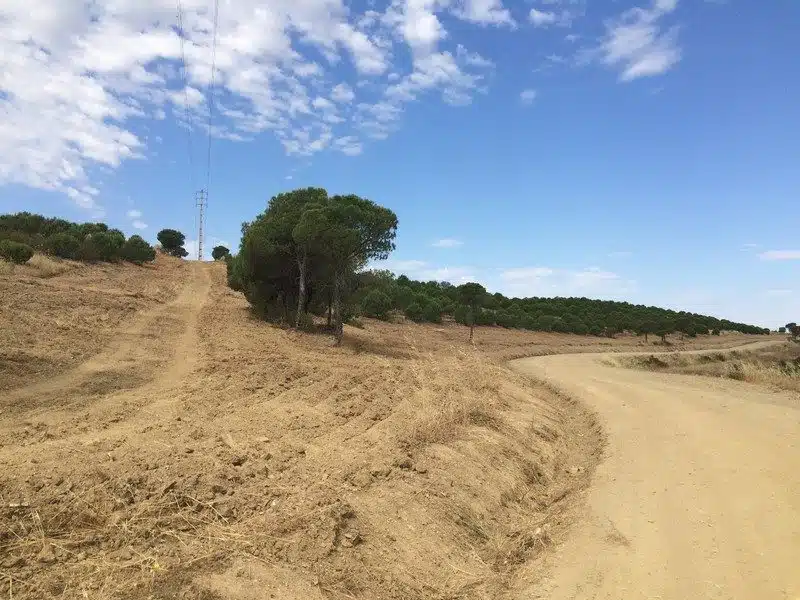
[
  {"left": 211, "top": 245, "right": 230, "bottom": 260},
  {"left": 157, "top": 229, "right": 188, "bottom": 258}
]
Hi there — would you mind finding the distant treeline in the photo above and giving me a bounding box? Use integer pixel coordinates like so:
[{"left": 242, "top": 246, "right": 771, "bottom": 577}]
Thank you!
[
  {"left": 226, "top": 188, "right": 768, "bottom": 341},
  {"left": 0, "top": 212, "right": 156, "bottom": 264},
  {"left": 350, "top": 270, "right": 771, "bottom": 338}
]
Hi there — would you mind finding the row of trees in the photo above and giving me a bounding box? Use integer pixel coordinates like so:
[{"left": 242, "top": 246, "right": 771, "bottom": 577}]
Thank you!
[
  {"left": 226, "top": 188, "right": 397, "bottom": 343},
  {"left": 348, "top": 270, "right": 770, "bottom": 339},
  {"left": 0, "top": 213, "right": 201, "bottom": 266},
  {"left": 226, "top": 187, "right": 768, "bottom": 342},
  {"left": 0, "top": 212, "right": 158, "bottom": 265}
]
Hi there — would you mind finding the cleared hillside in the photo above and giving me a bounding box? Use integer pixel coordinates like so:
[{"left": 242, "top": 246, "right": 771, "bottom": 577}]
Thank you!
[{"left": 0, "top": 258, "right": 775, "bottom": 598}]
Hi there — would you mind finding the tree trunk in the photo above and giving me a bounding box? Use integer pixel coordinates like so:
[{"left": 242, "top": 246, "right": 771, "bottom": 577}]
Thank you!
[
  {"left": 332, "top": 272, "right": 344, "bottom": 345},
  {"left": 469, "top": 322, "right": 474, "bottom": 343},
  {"left": 327, "top": 291, "right": 332, "bottom": 328},
  {"left": 295, "top": 252, "right": 307, "bottom": 328},
  {"left": 644, "top": 332, "right": 649, "bottom": 342}
]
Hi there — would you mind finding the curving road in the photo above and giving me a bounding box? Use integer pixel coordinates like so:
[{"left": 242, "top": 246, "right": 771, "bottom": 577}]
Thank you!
[{"left": 511, "top": 342, "right": 800, "bottom": 600}]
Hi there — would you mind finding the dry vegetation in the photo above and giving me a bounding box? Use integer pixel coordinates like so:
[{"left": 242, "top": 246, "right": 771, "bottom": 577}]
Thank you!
[
  {"left": 617, "top": 343, "right": 800, "bottom": 394},
  {"left": 0, "top": 258, "right": 768, "bottom": 598}
]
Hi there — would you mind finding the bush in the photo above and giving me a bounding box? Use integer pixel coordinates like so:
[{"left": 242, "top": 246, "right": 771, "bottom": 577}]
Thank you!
[
  {"left": 226, "top": 255, "right": 244, "bottom": 291},
  {"left": 297, "top": 311, "right": 316, "bottom": 332},
  {"left": 361, "top": 289, "right": 392, "bottom": 320},
  {"left": 453, "top": 305, "right": 471, "bottom": 325},
  {"left": 45, "top": 232, "right": 81, "bottom": 259},
  {"left": 120, "top": 235, "right": 156, "bottom": 265},
  {"left": 79, "top": 231, "right": 123, "bottom": 262},
  {"left": 423, "top": 301, "right": 443, "bottom": 323},
  {"left": 405, "top": 302, "right": 424, "bottom": 322},
  {"left": 0, "top": 240, "right": 34, "bottom": 264}
]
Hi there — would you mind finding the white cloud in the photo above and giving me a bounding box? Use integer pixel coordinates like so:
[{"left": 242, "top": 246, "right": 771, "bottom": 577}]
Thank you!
[
  {"left": 0, "top": 0, "right": 496, "bottom": 210},
  {"left": 126, "top": 209, "right": 142, "bottom": 219},
  {"left": 758, "top": 250, "right": 800, "bottom": 261},
  {"left": 330, "top": 83, "right": 356, "bottom": 103},
  {"left": 131, "top": 219, "right": 148, "bottom": 230},
  {"left": 333, "top": 136, "right": 363, "bottom": 156},
  {"left": 598, "top": 0, "right": 681, "bottom": 81},
  {"left": 455, "top": 0, "right": 515, "bottom": 26},
  {"left": 499, "top": 266, "right": 636, "bottom": 298},
  {"left": 529, "top": 9, "right": 558, "bottom": 27},
  {"left": 432, "top": 238, "right": 463, "bottom": 248},
  {"left": 520, "top": 89, "right": 538, "bottom": 105}
]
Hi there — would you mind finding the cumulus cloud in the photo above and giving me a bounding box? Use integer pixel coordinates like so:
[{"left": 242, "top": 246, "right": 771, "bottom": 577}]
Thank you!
[
  {"left": 597, "top": 0, "right": 681, "bottom": 81},
  {"left": 529, "top": 9, "right": 558, "bottom": 27},
  {"left": 0, "top": 0, "right": 502, "bottom": 209},
  {"left": 127, "top": 209, "right": 143, "bottom": 219},
  {"left": 131, "top": 220, "right": 148, "bottom": 230}
]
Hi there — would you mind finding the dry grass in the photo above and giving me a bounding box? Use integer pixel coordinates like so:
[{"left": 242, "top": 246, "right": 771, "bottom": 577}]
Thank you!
[
  {"left": 0, "top": 261, "right": 607, "bottom": 599},
  {"left": 618, "top": 343, "right": 800, "bottom": 394},
  {"left": 0, "top": 254, "right": 79, "bottom": 278}
]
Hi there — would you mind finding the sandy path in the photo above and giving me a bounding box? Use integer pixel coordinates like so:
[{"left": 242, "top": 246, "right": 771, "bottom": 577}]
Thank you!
[
  {"left": 511, "top": 342, "right": 800, "bottom": 600},
  {"left": 0, "top": 262, "right": 210, "bottom": 431}
]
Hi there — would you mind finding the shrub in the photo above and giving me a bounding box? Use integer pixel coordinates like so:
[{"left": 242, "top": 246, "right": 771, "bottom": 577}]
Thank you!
[
  {"left": 226, "top": 254, "right": 244, "bottom": 291},
  {"left": 120, "top": 235, "right": 156, "bottom": 265},
  {"left": 453, "top": 305, "right": 471, "bottom": 325},
  {"left": 45, "top": 232, "right": 81, "bottom": 259},
  {"left": 297, "top": 311, "right": 316, "bottom": 332},
  {"left": 0, "top": 240, "right": 34, "bottom": 264},
  {"left": 80, "top": 231, "right": 122, "bottom": 262},
  {"left": 423, "top": 300, "right": 443, "bottom": 323},
  {"left": 405, "top": 302, "right": 424, "bottom": 322},
  {"left": 361, "top": 289, "right": 392, "bottom": 320}
]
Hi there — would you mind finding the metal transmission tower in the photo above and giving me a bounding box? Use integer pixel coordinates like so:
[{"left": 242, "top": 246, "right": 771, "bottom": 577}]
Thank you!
[{"left": 196, "top": 189, "right": 207, "bottom": 261}]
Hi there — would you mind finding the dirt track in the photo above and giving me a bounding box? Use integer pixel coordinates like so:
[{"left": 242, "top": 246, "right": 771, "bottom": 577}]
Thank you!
[
  {"left": 3, "top": 258, "right": 796, "bottom": 598},
  {"left": 512, "top": 345, "right": 800, "bottom": 600}
]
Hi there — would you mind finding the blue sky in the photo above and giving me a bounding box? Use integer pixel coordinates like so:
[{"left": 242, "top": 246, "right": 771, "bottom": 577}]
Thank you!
[{"left": 0, "top": 0, "right": 797, "bottom": 326}]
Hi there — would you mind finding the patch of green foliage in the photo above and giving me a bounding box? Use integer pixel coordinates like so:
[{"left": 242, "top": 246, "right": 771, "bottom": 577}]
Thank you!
[
  {"left": 0, "top": 240, "right": 34, "bottom": 264},
  {"left": 0, "top": 212, "right": 157, "bottom": 265}
]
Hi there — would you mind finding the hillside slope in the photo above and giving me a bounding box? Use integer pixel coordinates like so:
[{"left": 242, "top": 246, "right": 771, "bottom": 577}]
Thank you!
[{"left": 1, "top": 259, "right": 604, "bottom": 599}]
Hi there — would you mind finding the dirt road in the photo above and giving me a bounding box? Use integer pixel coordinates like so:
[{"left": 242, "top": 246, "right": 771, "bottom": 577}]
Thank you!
[{"left": 511, "top": 344, "right": 800, "bottom": 600}]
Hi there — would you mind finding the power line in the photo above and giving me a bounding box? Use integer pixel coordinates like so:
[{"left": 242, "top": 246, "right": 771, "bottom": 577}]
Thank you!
[
  {"left": 175, "top": 0, "right": 195, "bottom": 193},
  {"left": 205, "top": 0, "right": 220, "bottom": 195},
  {"left": 195, "top": 0, "right": 220, "bottom": 262}
]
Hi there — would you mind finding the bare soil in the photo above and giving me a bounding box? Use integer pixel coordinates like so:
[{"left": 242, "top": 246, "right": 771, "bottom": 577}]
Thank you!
[
  {"left": 1, "top": 259, "right": 605, "bottom": 599},
  {"left": 1, "top": 258, "right": 787, "bottom": 599}
]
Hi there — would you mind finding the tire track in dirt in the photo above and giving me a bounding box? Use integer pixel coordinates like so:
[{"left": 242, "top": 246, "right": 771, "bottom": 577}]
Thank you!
[{"left": 0, "top": 263, "right": 211, "bottom": 438}]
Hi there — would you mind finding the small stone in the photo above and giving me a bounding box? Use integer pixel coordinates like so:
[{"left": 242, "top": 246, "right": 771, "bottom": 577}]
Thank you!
[
  {"left": 393, "top": 457, "right": 413, "bottom": 470},
  {"left": 185, "top": 447, "right": 194, "bottom": 454},
  {"left": 567, "top": 466, "right": 582, "bottom": 475},
  {"left": 413, "top": 465, "right": 428, "bottom": 474},
  {"left": 36, "top": 544, "right": 56, "bottom": 564},
  {"left": 231, "top": 455, "right": 247, "bottom": 466}
]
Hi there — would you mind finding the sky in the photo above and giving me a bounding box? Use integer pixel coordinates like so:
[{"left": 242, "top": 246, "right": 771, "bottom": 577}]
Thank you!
[{"left": 0, "top": 0, "right": 797, "bottom": 327}]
